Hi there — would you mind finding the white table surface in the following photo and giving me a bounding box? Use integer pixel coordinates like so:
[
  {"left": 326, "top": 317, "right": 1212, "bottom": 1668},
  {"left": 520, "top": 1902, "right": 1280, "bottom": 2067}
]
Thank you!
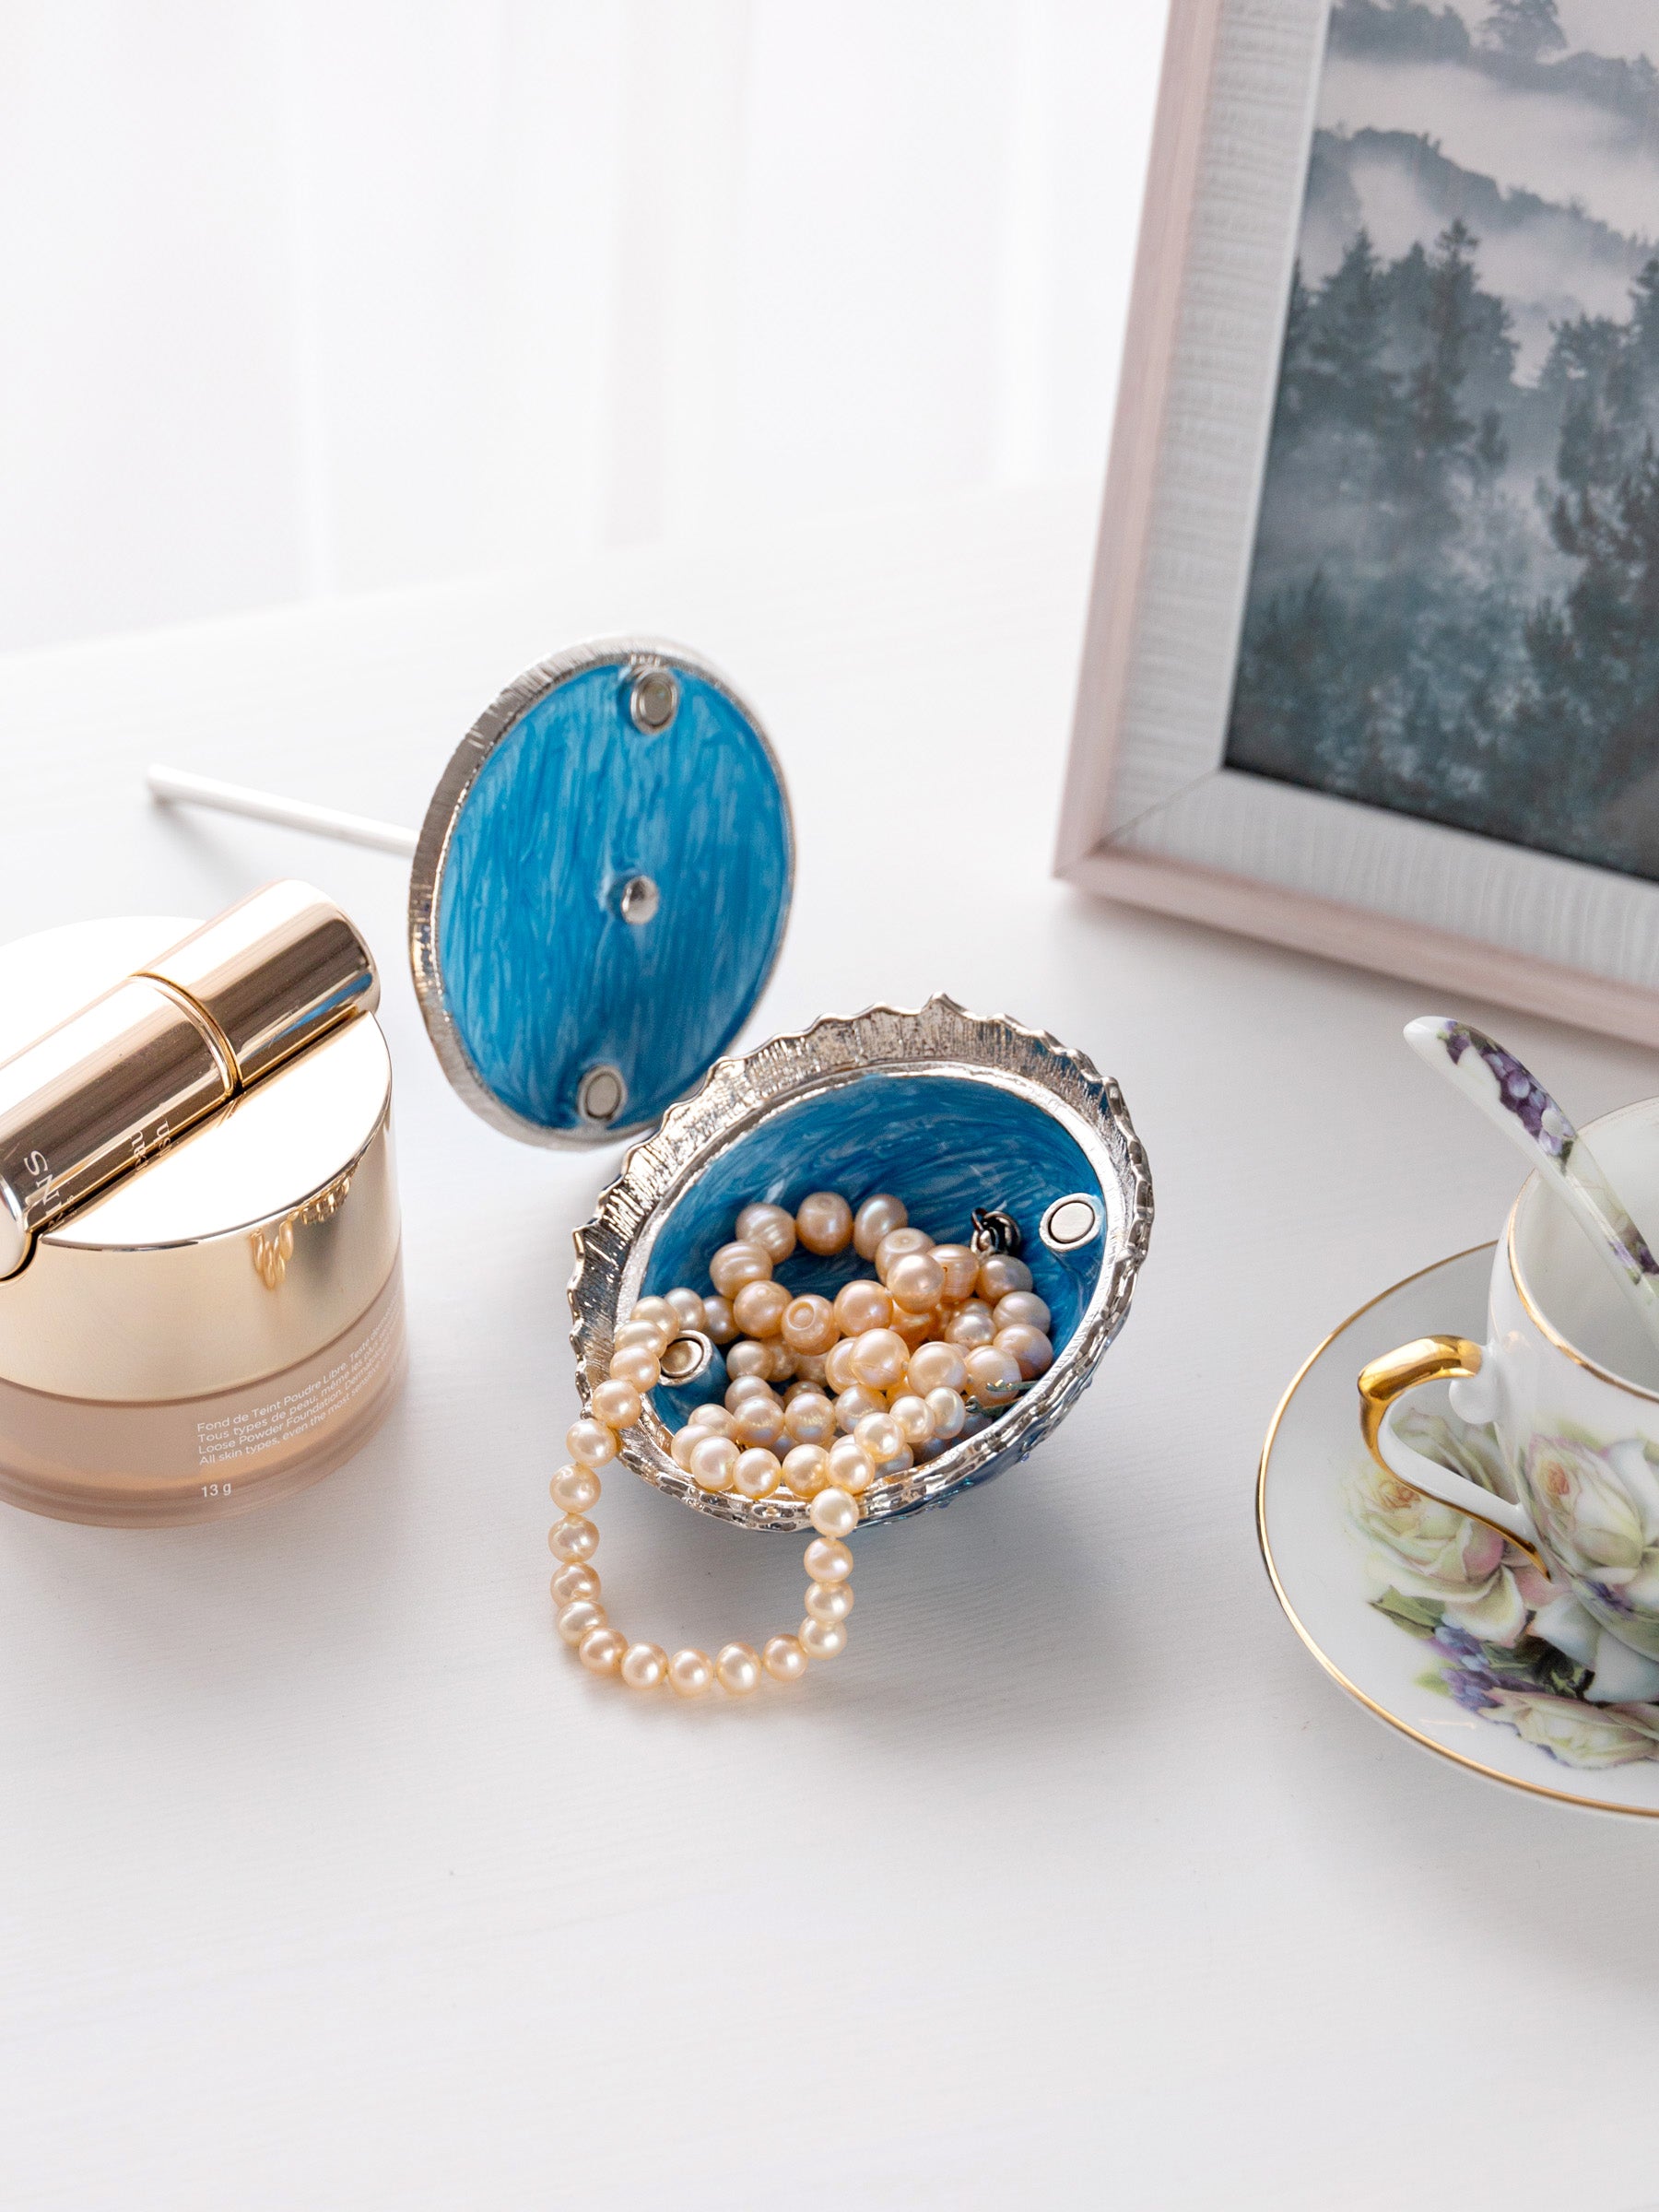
[{"left": 5, "top": 487, "right": 1659, "bottom": 2211}]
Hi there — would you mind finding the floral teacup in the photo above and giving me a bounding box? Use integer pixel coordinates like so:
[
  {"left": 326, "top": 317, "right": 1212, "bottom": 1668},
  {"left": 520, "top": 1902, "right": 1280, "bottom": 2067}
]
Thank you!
[{"left": 1360, "top": 1099, "right": 1659, "bottom": 1705}]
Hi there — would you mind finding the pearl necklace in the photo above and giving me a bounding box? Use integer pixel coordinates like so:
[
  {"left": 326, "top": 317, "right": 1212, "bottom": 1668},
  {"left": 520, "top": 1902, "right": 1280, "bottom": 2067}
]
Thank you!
[{"left": 548, "top": 1190, "right": 1055, "bottom": 1696}]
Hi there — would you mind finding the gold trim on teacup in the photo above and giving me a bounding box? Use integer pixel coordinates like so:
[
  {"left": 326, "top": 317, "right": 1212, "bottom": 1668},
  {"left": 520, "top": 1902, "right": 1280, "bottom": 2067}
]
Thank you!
[
  {"left": 1257, "top": 1241, "right": 1659, "bottom": 1820},
  {"left": 1506, "top": 1189, "right": 1659, "bottom": 1406}
]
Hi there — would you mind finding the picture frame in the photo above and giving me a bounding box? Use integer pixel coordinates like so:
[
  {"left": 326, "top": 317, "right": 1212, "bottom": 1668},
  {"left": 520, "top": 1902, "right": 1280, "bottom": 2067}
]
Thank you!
[{"left": 1058, "top": 0, "right": 1659, "bottom": 1046}]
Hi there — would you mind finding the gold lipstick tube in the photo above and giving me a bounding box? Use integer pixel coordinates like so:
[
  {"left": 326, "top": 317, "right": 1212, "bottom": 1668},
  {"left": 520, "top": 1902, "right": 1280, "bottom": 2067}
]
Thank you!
[{"left": 0, "top": 882, "right": 377, "bottom": 1279}]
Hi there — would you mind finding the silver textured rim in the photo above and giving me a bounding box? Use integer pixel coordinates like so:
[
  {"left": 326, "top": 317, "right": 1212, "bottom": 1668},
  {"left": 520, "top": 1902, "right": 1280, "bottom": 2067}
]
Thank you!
[
  {"left": 406, "top": 636, "right": 796, "bottom": 1148},
  {"left": 568, "top": 995, "right": 1154, "bottom": 1531}
]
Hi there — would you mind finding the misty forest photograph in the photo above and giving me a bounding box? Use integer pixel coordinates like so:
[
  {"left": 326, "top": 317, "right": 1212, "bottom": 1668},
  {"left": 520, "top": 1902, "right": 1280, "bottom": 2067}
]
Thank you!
[{"left": 1226, "top": 0, "right": 1659, "bottom": 878}]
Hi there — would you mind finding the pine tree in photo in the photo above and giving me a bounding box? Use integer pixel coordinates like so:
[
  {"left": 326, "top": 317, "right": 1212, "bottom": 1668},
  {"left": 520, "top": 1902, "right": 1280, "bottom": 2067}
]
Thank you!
[
  {"left": 1627, "top": 257, "right": 1659, "bottom": 400},
  {"left": 1400, "top": 222, "right": 1485, "bottom": 543},
  {"left": 1541, "top": 314, "right": 1642, "bottom": 495},
  {"left": 1513, "top": 438, "right": 1659, "bottom": 861},
  {"left": 1306, "top": 229, "right": 1399, "bottom": 437},
  {"left": 1478, "top": 0, "right": 1566, "bottom": 63},
  {"left": 1276, "top": 259, "right": 1315, "bottom": 431}
]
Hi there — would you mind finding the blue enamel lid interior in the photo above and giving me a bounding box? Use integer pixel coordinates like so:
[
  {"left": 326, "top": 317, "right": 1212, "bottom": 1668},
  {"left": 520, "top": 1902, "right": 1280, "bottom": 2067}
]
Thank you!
[
  {"left": 435, "top": 659, "right": 791, "bottom": 1135},
  {"left": 639, "top": 1070, "right": 1108, "bottom": 1426}
]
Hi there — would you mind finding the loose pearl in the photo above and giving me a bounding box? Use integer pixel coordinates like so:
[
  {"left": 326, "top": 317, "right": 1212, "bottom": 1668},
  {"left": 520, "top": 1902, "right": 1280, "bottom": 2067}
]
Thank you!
[
  {"left": 799, "top": 1616, "right": 848, "bottom": 1661},
  {"left": 804, "top": 1535, "right": 853, "bottom": 1583},
  {"left": 794, "top": 1351, "right": 830, "bottom": 1386},
  {"left": 725, "top": 1373, "right": 777, "bottom": 1410},
  {"left": 716, "top": 1641, "right": 762, "bottom": 1695},
  {"left": 809, "top": 1486, "right": 859, "bottom": 1538},
  {"left": 853, "top": 1193, "right": 907, "bottom": 1259},
  {"left": 875, "top": 1226, "right": 934, "bottom": 1281},
  {"left": 907, "top": 1340, "right": 967, "bottom": 1394},
  {"left": 930, "top": 1242, "right": 980, "bottom": 1300},
  {"left": 725, "top": 1338, "right": 772, "bottom": 1380},
  {"left": 853, "top": 1411, "right": 903, "bottom": 1464},
  {"left": 733, "top": 1277, "right": 791, "bottom": 1339},
  {"left": 567, "top": 1418, "right": 620, "bottom": 1467},
  {"left": 670, "top": 1426, "right": 702, "bottom": 1470},
  {"left": 550, "top": 1561, "right": 601, "bottom": 1606},
  {"left": 977, "top": 1253, "right": 1033, "bottom": 1301},
  {"left": 606, "top": 1343, "right": 660, "bottom": 1394},
  {"left": 613, "top": 1319, "right": 669, "bottom": 1357},
  {"left": 578, "top": 1626, "right": 626, "bottom": 1675},
  {"left": 834, "top": 1278, "right": 893, "bottom": 1337},
  {"left": 889, "top": 1394, "right": 935, "bottom": 1445},
  {"left": 703, "top": 1295, "right": 737, "bottom": 1345},
  {"left": 782, "top": 1442, "right": 830, "bottom": 1499},
  {"left": 926, "top": 1385, "right": 968, "bottom": 1439},
  {"left": 665, "top": 1286, "right": 708, "bottom": 1333},
  {"left": 592, "top": 1378, "right": 642, "bottom": 1430},
  {"left": 805, "top": 1578, "right": 854, "bottom": 1624},
  {"left": 734, "top": 1395, "right": 788, "bottom": 1450},
  {"left": 795, "top": 1190, "right": 853, "bottom": 1255},
  {"left": 944, "top": 1301, "right": 996, "bottom": 1349},
  {"left": 824, "top": 1338, "right": 862, "bottom": 1394},
  {"left": 828, "top": 1437, "right": 877, "bottom": 1493},
  {"left": 764, "top": 1340, "right": 799, "bottom": 1382},
  {"left": 709, "top": 1241, "right": 772, "bottom": 1298},
  {"left": 689, "top": 1434, "right": 739, "bottom": 1491},
  {"left": 688, "top": 1404, "right": 737, "bottom": 1435},
  {"left": 763, "top": 1634, "right": 809, "bottom": 1683},
  {"left": 784, "top": 1391, "right": 839, "bottom": 1447},
  {"left": 887, "top": 1251, "right": 946, "bottom": 1312},
  {"left": 888, "top": 1303, "right": 935, "bottom": 1349},
  {"left": 734, "top": 1446, "right": 782, "bottom": 1498},
  {"left": 834, "top": 1384, "right": 885, "bottom": 1432},
  {"left": 549, "top": 1514, "right": 600, "bottom": 1562},
  {"left": 668, "top": 1647, "right": 713, "bottom": 1698},
  {"left": 782, "top": 1293, "right": 838, "bottom": 1356},
  {"left": 995, "top": 1324, "right": 1053, "bottom": 1379},
  {"left": 735, "top": 1201, "right": 797, "bottom": 1263},
  {"left": 850, "top": 1328, "right": 909, "bottom": 1389},
  {"left": 557, "top": 1598, "right": 606, "bottom": 1645},
  {"left": 620, "top": 1641, "right": 668, "bottom": 1690},
  {"left": 963, "top": 1344, "right": 1021, "bottom": 1406},
  {"left": 629, "top": 1296, "right": 677, "bottom": 1333},
  {"left": 994, "top": 1290, "right": 1052, "bottom": 1333},
  {"left": 549, "top": 1463, "right": 601, "bottom": 1514}
]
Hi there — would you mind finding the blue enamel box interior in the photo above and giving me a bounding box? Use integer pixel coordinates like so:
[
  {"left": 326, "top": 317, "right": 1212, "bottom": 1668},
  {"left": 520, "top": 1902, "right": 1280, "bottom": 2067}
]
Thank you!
[
  {"left": 436, "top": 662, "right": 791, "bottom": 1134},
  {"left": 641, "top": 1071, "right": 1108, "bottom": 1426}
]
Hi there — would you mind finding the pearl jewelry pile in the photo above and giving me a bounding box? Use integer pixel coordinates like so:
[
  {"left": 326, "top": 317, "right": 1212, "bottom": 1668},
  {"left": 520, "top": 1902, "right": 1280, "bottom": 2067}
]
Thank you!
[{"left": 548, "top": 1190, "right": 1056, "bottom": 1696}]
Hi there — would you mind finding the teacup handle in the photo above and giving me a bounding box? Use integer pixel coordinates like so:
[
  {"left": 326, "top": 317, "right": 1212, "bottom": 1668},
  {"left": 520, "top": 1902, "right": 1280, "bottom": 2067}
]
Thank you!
[{"left": 1358, "top": 1335, "right": 1546, "bottom": 1572}]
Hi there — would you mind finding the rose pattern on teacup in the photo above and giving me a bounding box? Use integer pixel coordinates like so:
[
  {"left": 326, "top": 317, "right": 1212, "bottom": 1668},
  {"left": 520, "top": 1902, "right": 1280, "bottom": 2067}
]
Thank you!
[
  {"left": 1347, "top": 1406, "right": 1659, "bottom": 1772},
  {"left": 1347, "top": 1413, "right": 1537, "bottom": 1647},
  {"left": 1522, "top": 1432, "right": 1659, "bottom": 1659}
]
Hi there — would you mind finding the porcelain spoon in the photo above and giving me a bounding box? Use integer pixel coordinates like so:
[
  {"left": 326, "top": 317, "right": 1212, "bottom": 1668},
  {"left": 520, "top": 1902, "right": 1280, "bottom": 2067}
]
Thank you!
[{"left": 1404, "top": 1015, "right": 1659, "bottom": 1353}]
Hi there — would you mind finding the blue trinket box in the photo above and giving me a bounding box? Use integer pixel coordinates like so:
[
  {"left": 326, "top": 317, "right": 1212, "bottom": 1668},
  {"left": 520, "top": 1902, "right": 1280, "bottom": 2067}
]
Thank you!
[{"left": 404, "top": 639, "right": 1153, "bottom": 1532}]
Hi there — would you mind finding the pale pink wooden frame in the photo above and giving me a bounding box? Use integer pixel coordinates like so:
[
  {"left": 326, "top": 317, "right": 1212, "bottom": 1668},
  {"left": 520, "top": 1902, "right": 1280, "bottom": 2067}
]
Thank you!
[{"left": 1055, "top": 0, "right": 1659, "bottom": 1049}]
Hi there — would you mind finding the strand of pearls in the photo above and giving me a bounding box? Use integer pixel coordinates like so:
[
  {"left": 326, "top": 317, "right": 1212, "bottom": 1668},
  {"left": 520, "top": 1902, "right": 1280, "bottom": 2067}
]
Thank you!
[{"left": 548, "top": 1190, "right": 1054, "bottom": 1696}]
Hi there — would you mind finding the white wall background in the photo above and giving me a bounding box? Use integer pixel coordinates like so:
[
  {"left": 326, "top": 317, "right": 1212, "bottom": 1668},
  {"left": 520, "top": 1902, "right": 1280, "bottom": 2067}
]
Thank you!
[{"left": 0, "top": 1, "right": 1167, "bottom": 654}]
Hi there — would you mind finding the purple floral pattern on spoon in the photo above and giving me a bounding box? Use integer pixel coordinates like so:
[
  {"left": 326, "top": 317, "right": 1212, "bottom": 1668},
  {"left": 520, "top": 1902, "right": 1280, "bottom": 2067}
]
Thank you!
[{"left": 1405, "top": 1017, "right": 1659, "bottom": 1341}]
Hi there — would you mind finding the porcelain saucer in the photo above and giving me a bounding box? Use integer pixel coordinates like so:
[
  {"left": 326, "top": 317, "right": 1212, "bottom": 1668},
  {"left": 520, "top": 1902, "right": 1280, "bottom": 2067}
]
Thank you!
[{"left": 1258, "top": 1243, "right": 1659, "bottom": 1817}]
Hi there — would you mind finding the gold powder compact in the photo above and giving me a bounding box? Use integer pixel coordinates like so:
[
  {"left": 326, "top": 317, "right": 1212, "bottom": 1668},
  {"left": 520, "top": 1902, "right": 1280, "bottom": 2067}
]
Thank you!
[{"left": 0, "top": 881, "right": 403, "bottom": 1525}]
